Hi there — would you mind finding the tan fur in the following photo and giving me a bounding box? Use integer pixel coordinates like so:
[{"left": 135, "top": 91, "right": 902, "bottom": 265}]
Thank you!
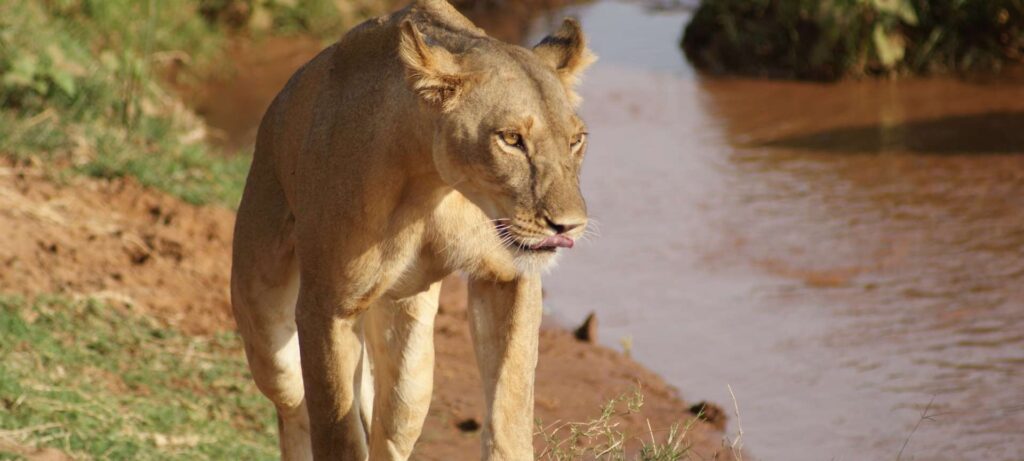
[{"left": 230, "top": 1, "right": 593, "bottom": 459}]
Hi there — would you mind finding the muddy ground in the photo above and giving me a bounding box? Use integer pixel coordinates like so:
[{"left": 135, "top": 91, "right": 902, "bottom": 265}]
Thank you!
[{"left": 0, "top": 160, "right": 735, "bottom": 459}]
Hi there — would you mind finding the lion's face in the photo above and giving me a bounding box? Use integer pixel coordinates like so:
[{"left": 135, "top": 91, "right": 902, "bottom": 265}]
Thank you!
[
  {"left": 435, "top": 50, "right": 590, "bottom": 270},
  {"left": 399, "top": 18, "right": 596, "bottom": 272}
]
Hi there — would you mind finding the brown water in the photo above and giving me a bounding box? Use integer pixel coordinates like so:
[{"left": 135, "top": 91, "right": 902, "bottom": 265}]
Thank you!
[
  {"left": 537, "top": 2, "right": 1024, "bottom": 460},
  {"left": 187, "top": 2, "right": 1024, "bottom": 458}
]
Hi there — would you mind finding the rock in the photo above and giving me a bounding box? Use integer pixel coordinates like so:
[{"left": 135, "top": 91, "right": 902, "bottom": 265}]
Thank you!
[
  {"left": 689, "top": 400, "right": 728, "bottom": 431},
  {"left": 573, "top": 312, "right": 597, "bottom": 343},
  {"left": 455, "top": 417, "right": 481, "bottom": 433}
]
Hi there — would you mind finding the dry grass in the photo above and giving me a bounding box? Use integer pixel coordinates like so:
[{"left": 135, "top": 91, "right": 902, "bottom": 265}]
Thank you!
[{"left": 535, "top": 386, "right": 701, "bottom": 461}]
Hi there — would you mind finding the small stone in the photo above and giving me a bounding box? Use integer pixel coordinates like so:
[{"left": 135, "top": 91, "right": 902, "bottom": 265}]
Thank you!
[
  {"left": 689, "top": 401, "right": 728, "bottom": 431},
  {"left": 573, "top": 312, "right": 597, "bottom": 343},
  {"left": 455, "top": 417, "right": 481, "bottom": 432}
]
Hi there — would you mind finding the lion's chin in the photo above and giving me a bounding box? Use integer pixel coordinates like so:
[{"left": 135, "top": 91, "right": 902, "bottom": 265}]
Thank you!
[{"left": 512, "top": 249, "right": 561, "bottom": 274}]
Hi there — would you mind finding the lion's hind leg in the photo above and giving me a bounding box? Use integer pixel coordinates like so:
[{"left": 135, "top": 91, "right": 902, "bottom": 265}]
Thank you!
[{"left": 231, "top": 174, "right": 311, "bottom": 461}]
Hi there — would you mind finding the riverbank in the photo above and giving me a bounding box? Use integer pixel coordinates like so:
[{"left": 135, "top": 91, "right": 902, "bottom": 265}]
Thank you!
[{"left": 0, "top": 159, "right": 735, "bottom": 459}]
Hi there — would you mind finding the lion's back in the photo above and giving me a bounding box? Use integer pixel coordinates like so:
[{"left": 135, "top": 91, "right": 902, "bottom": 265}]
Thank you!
[
  {"left": 248, "top": 0, "right": 491, "bottom": 207},
  {"left": 252, "top": 13, "right": 403, "bottom": 202}
]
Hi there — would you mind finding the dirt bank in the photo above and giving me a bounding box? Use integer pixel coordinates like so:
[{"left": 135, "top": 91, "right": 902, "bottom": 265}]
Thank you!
[{"left": 0, "top": 160, "right": 734, "bottom": 459}]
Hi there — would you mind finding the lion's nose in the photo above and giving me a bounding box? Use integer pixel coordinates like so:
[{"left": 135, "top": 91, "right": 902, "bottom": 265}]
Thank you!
[{"left": 544, "top": 216, "right": 585, "bottom": 235}]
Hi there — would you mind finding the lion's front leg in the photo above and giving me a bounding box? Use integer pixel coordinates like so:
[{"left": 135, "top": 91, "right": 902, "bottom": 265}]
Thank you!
[
  {"left": 468, "top": 275, "right": 543, "bottom": 461},
  {"left": 363, "top": 283, "right": 441, "bottom": 460},
  {"left": 295, "top": 285, "right": 371, "bottom": 460}
]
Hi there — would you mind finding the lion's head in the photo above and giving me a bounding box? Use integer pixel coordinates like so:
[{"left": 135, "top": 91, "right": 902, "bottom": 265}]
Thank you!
[{"left": 399, "top": 16, "right": 596, "bottom": 272}]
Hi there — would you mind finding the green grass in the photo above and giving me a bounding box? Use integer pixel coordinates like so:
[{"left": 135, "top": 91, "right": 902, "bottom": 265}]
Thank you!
[
  {"left": 0, "top": 294, "right": 276, "bottom": 460},
  {"left": 0, "top": 0, "right": 252, "bottom": 207},
  {"left": 0, "top": 1, "right": 401, "bottom": 207}
]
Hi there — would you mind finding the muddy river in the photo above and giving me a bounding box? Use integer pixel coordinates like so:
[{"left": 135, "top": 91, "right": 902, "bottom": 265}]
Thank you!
[
  {"left": 190, "top": 2, "right": 1024, "bottom": 459},
  {"left": 537, "top": 2, "right": 1024, "bottom": 460}
]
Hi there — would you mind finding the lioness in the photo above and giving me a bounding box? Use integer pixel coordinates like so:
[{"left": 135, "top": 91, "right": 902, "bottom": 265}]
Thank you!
[{"left": 231, "top": 0, "right": 594, "bottom": 459}]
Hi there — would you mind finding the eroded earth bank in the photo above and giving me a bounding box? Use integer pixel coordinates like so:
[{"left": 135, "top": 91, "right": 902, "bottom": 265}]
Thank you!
[{"left": 0, "top": 161, "right": 736, "bottom": 459}]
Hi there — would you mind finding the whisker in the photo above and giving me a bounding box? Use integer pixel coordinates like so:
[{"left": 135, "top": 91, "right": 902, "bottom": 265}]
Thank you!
[
  {"left": 448, "top": 178, "right": 469, "bottom": 189},
  {"left": 464, "top": 218, "right": 513, "bottom": 240}
]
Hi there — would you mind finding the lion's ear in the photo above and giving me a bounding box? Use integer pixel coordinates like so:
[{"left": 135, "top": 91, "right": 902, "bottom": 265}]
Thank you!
[
  {"left": 398, "top": 20, "right": 467, "bottom": 112},
  {"left": 532, "top": 18, "right": 596, "bottom": 103}
]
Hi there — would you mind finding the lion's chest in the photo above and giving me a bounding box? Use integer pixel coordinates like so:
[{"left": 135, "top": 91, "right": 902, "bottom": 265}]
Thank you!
[
  {"left": 382, "top": 241, "right": 450, "bottom": 300},
  {"left": 376, "top": 190, "right": 519, "bottom": 300}
]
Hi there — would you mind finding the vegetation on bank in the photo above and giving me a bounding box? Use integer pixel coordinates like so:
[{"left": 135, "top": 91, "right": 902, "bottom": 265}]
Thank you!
[
  {"left": 0, "top": 295, "right": 277, "bottom": 459},
  {"left": 682, "top": 0, "right": 1024, "bottom": 80},
  {"left": 0, "top": 1, "right": 243, "bottom": 206},
  {"left": 0, "top": 1, "right": 385, "bottom": 207}
]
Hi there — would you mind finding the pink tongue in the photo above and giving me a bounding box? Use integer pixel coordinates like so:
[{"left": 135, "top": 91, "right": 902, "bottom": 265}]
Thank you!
[{"left": 531, "top": 235, "right": 574, "bottom": 250}]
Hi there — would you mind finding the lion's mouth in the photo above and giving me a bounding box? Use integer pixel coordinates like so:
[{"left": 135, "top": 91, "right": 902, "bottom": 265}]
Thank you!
[{"left": 495, "top": 225, "right": 574, "bottom": 253}]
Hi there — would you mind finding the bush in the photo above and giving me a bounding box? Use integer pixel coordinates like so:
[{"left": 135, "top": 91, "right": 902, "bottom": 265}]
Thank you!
[{"left": 681, "top": 0, "right": 1024, "bottom": 80}]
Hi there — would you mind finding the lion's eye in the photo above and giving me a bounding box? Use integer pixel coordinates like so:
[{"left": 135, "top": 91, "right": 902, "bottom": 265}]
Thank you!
[{"left": 498, "top": 131, "right": 526, "bottom": 151}]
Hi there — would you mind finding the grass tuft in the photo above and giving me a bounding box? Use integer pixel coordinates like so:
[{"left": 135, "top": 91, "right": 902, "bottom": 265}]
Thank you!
[{"left": 535, "top": 386, "right": 699, "bottom": 461}]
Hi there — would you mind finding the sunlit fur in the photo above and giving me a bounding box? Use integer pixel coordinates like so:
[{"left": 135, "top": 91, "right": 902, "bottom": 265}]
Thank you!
[{"left": 230, "top": 1, "right": 594, "bottom": 460}]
